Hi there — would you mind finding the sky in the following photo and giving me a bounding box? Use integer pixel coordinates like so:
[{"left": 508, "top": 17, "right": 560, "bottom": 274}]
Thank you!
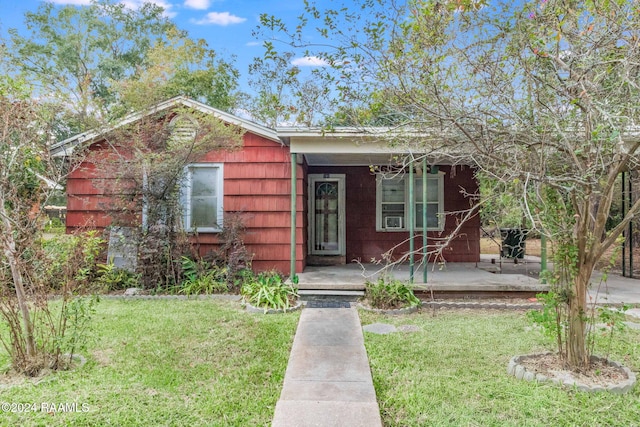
[{"left": 0, "top": 0, "right": 329, "bottom": 92}]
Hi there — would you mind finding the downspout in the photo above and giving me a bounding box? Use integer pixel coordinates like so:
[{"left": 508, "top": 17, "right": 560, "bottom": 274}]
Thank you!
[{"left": 290, "top": 153, "right": 297, "bottom": 279}]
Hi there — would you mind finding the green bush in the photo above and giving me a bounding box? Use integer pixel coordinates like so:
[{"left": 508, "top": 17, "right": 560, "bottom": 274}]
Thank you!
[
  {"left": 95, "top": 261, "right": 141, "bottom": 291},
  {"left": 40, "top": 230, "right": 105, "bottom": 290},
  {"left": 179, "top": 256, "right": 229, "bottom": 295},
  {"left": 364, "top": 276, "right": 421, "bottom": 309},
  {"left": 44, "top": 217, "right": 65, "bottom": 233},
  {"left": 241, "top": 271, "right": 298, "bottom": 312},
  {"left": 2, "top": 231, "right": 104, "bottom": 375}
]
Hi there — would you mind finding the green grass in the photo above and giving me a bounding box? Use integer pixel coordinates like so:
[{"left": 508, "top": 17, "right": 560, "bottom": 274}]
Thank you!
[
  {"left": 0, "top": 299, "right": 299, "bottom": 426},
  {"left": 360, "top": 309, "right": 640, "bottom": 427}
]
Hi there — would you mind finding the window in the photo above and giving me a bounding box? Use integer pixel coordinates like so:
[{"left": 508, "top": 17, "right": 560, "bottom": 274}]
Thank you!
[
  {"left": 182, "top": 163, "right": 224, "bottom": 232},
  {"left": 376, "top": 172, "right": 444, "bottom": 231}
]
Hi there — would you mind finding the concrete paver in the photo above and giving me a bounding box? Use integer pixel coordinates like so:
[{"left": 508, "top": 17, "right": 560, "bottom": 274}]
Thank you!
[
  {"left": 362, "top": 323, "right": 398, "bottom": 335},
  {"left": 272, "top": 401, "right": 381, "bottom": 427},
  {"left": 272, "top": 308, "right": 382, "bottom": 427},
  {"left": 627, "top": 308, "right": 640, "bottom": 319},
  {"left": 589, "top": 272, "right": 640, "bottom": 304}
]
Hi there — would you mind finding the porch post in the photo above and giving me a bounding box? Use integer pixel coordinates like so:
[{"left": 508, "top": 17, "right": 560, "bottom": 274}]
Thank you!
[
  {"left": 540, "top": 232, "right": 547, "bottom": 284},
  {"left": 422, "top": 158, "right": 428, "bottom": 283},
  {"left": 622, "top": 171, "right": 626, "bottom": 277},
  {"left": 629, "top": 174, "right": 633, "bottom": 278},
  {"left": 409, "top": 163, "right": 415, "bottom": 283},
  {"left": 290, "top": 153, "right": 297, "bottom": 279}
]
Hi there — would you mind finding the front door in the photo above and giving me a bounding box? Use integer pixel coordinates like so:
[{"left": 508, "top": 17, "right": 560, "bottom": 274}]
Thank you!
[{"left": 309, "top": 174, "right": 345, "bottom": 256}]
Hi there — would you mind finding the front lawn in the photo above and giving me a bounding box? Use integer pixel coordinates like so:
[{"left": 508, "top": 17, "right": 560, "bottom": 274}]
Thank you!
[
  {"left": 361, "top": 309, "right": 640, "bottom": 427},
  {"left": 0, "top": 299, "right": 299, "bottom": 426}
]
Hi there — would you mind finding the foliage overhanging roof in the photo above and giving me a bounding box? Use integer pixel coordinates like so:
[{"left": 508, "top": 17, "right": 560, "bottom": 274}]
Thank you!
[{"left": 50, "top": 96, "right": 281, "bottom": 157}]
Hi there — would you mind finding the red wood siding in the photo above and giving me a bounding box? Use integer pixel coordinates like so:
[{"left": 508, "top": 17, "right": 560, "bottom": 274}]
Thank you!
[
  {"left": 66, "top": 130, "right": 305, "bottom": 274},
  {"left": 192, "top": 132, "right": 304, "bottom": 273},
  {"left": 66, "top": 140, "right": 140, "bottom": 233},
  {"left": 308, "top": 165, "right": 480, "bottom": 263}
]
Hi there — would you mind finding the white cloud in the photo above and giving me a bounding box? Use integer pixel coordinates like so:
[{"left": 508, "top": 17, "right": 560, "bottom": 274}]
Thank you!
[
  {"left": 120, "top": 0, "right": 177, "bottom": 18},
  {"left": 246, "top": 41, "right": 261, "bottom": 47},
  {"left": 233, "top": 108, "right": 254, "bottom": 121},
  {"left": 184, "top": 0, "right": 211, "bottom": 10},
  {"left": 291, "top": 56, "right": 329, "bottom": 67},
  {"left": 192, "top": 11, "right": 246, "bottom": 26},
  {"left": 49, "top": 0, "right": 92, "bottom": 5},
  {"left": 48, "top": 0, "right": 177, "bottom": 17}
]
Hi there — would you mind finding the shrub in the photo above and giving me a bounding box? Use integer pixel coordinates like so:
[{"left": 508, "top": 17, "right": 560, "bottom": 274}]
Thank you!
[
  {"left": 136, "top": 223, "right": 192, "bottom": 291},
  {"left": 241, "top": 271, "right": 298, "bottom": 312},
  {"left": 179, "top": 256, "right": 229, "bottom": 295},
  {"left": 40, "top": 230, "right": 105, "bottom": 290},
  {"left": 364, "top": 276, "right": 421, "bottom": 309},
  {"left": 213, "top": 214, "right": 253, "bottom": 280},
  {"left": 95, "top": 261, "right": 141, "bottom": 292},
  {"left": 1, "top": 230, "right": 104, "bottom": 376}
]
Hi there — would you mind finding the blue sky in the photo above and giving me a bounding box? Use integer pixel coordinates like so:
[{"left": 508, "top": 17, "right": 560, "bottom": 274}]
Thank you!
[{"left": 0, "top": 0, "right": 328, "bottom": 92}]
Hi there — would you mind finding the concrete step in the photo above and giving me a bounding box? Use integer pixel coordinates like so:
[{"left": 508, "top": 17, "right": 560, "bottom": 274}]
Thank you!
[
  {"left": 297, "top": 282, "right": 366, "bottom": 291},
  {"left": 298, "top": 289, "right": 364, "bottom": 302}
]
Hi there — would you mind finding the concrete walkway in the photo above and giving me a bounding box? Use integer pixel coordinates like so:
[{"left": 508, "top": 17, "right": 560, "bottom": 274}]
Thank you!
[{"left": 272, "top": 307, "right": 382, "bottom": 427}]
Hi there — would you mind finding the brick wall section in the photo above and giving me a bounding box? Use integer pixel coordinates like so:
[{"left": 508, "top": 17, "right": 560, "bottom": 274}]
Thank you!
[{"left": 308, "top": 165, "right": 480, "bottom": 263}]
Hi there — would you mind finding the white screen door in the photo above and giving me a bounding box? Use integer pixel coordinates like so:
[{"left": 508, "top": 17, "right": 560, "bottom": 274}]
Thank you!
[{"left": 309, "top": 175, "right": 345, "bottom": 255}]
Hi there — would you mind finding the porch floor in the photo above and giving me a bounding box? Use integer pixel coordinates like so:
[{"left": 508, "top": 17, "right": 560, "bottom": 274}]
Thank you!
[{"left": 297, "top": 254, "right": 548, "bottom": 293}]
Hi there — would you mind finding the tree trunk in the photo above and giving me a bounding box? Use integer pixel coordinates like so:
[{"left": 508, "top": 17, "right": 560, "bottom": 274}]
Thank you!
[
  {"left": 566, "top": 263, "right": 591, "bottom": 369},
  {"left": 0, "top": 201, "right": 36, "bottom": 359}
]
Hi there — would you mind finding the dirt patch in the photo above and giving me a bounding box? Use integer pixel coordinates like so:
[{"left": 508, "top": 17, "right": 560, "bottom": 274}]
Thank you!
[
  {"left": 0, "top": 368, "right": 53, "bottom": 390},
  {"left": 481, "top": 237, "right": 549, "bottom": 257},
  {"left": 92, "top": 349, "right": 114, "bottom": 366},
  {"left": 518, "top": 353, "right": 628, "bottom": 388}
]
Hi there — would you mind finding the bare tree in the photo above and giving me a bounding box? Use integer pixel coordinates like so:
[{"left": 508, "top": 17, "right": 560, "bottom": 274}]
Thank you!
[
  {"left": 259, "top": 0, "right": 640, "bottom": 369},
  {"left": 0, "top": 75, "right": 101, "bottom": 375}
]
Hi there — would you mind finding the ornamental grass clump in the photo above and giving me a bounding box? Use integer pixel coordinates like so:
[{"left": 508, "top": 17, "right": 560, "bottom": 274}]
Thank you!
[
  {"left": 364, "top": 276, "right": 421, "bottom": 310},
  {"left": 241, "top": 271, "right": 298, "bottom": 312},
  {"left": 179, "top": 256, "right": 230, "bottom": 295}
]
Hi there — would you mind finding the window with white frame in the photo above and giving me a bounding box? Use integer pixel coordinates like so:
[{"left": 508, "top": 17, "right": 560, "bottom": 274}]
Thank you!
[
  {"left": 182, "top": 163, "right": 224, "bottom": 232},
  {"left": 376, "top": 172, "right": 444, "bottom": 231}
]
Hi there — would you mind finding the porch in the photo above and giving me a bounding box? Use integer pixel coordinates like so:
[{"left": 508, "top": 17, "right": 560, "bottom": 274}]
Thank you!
[
  {"left": 279, "top": 127, "right": 482, "bottom": 277},
  {"left": 296, "top": 254, "right": 549, "bottom": 295}
]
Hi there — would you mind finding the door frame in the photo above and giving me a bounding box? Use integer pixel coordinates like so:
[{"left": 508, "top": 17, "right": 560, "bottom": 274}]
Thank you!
[{"left": 308, "top": 174, "right": 346, "bottom": 256}]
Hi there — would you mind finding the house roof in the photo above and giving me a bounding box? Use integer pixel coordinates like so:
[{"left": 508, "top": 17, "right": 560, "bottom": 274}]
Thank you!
[
  {"left": 277, "top": 126, "right": 475, "bottom": 166},
  {"left": 50, "top": 96, "right": 281, "bottom": 157}
]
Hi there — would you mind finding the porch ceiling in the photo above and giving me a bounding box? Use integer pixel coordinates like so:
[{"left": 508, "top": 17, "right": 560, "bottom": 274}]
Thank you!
[{"left": 303, "top": 152, "right": 406, "bottom": 166}]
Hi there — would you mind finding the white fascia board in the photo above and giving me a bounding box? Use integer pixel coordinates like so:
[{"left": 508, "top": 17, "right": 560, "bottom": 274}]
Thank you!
[
  {"left": 289, "top": 137, "right": 404, "bottom": 154},
  {"left": 175, "top": 98, "right": 280, "bottom": 143},
  {"left": 276, "top": 126, "right": 435, "bottom": 139}
]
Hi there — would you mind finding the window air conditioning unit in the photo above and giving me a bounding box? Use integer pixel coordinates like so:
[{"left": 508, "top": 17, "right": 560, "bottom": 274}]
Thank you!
[{"left": 385, "top": 216, "right": 403, "bottom": 229}]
